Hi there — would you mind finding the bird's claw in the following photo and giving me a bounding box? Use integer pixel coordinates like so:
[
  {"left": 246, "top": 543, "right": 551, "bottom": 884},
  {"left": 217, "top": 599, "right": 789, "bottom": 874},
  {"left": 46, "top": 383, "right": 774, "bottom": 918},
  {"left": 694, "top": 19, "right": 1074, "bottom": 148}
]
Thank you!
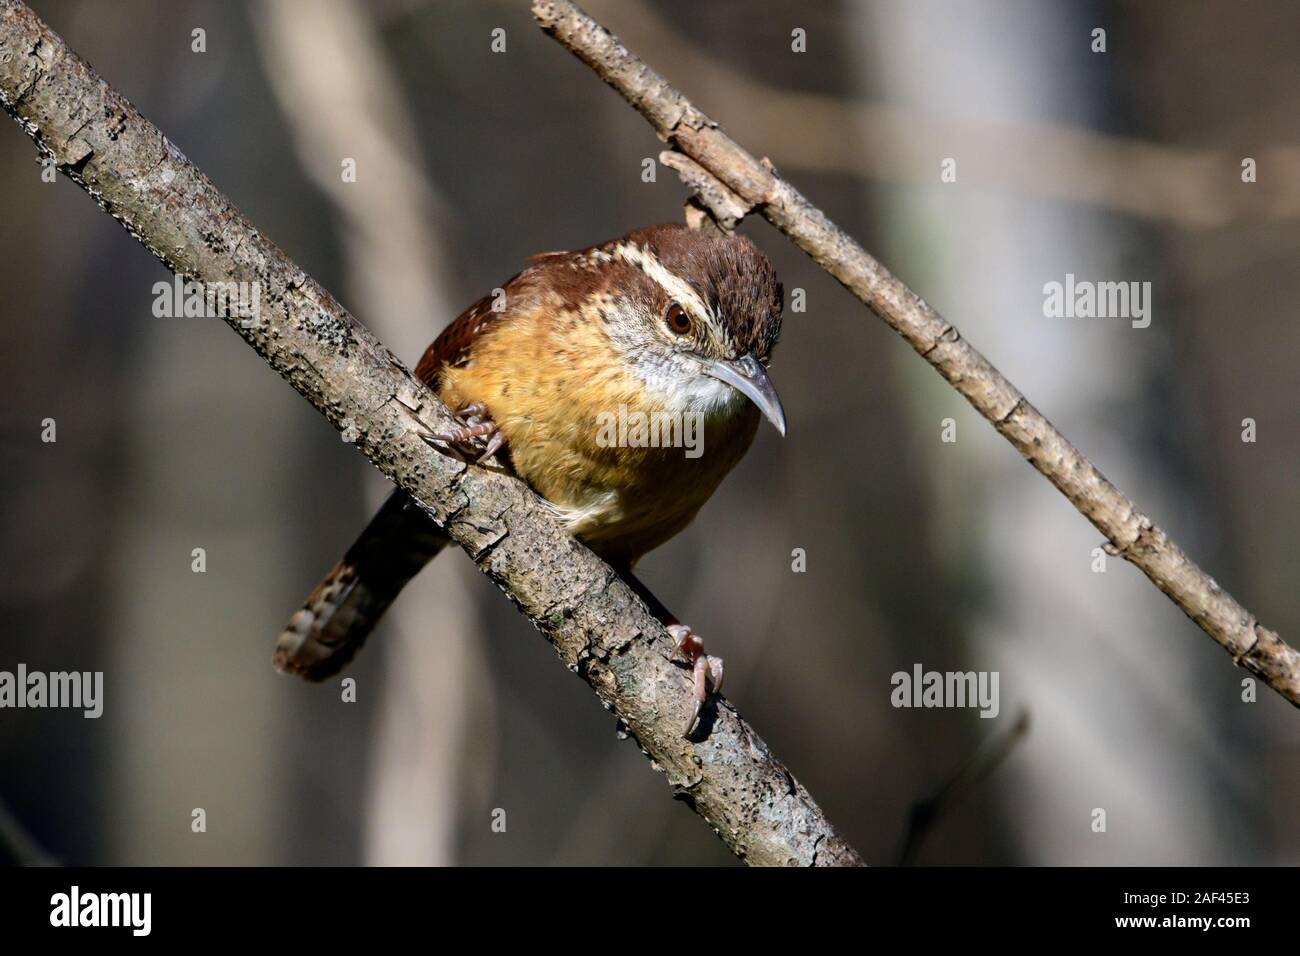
[
  {"left": 413, "top": 402, "right": 505, "bottom": 464},
  {"left": 667, "top": 624, "right": 724, "bottom": 737}
]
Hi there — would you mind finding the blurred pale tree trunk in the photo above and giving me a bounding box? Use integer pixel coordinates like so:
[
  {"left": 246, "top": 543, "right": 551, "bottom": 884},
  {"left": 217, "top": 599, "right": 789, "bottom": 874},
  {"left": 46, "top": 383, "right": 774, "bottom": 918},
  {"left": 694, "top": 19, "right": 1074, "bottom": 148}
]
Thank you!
[
  {"left": 6, "top": 0, "right": 1288, "bottom": 868},
  {"left": 102, "top": 0, "right": 308, "bottom": 865},
  {"left": 255, "top": 0, "right": 491, "bottom": 866},
  {"left": 856, "top": 0, "right": 1249, "bottom": 863}
]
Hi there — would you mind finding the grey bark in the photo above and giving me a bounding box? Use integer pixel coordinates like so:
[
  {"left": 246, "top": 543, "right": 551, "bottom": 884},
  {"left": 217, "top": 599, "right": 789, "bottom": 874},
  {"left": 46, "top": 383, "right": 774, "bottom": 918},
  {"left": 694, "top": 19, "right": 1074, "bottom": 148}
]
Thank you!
[
  {"left": 532, "top": 0, "right": 1300, "bottom": 710},
  {"left": 0, "top": 0, "right": 861, "bottom": 866}
]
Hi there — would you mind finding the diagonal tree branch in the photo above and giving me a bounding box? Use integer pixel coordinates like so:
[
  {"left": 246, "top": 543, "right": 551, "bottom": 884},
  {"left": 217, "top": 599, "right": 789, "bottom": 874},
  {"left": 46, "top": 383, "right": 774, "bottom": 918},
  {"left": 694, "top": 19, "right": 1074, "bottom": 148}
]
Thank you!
[
  {"left": 0, "top": 0, "right": 862, "bottom": 866},
  {"left": 532, "top": 0, "right": 1300, "bottom": 710}
]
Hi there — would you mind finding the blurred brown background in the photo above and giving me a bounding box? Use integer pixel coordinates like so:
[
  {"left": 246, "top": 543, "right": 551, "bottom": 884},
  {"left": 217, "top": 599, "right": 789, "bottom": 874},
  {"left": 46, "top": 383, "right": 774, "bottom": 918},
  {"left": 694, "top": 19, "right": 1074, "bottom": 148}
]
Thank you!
[{"left": 1, "top": 0, "right": 1297, "bottom": 865}]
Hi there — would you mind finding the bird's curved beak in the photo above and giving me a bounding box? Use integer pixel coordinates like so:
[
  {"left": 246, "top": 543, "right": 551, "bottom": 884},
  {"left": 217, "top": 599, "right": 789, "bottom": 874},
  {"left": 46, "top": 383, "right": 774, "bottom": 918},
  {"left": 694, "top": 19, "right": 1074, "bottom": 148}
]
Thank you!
[{"left": 702, "top": 354, "right": 787, "bottom": 436}]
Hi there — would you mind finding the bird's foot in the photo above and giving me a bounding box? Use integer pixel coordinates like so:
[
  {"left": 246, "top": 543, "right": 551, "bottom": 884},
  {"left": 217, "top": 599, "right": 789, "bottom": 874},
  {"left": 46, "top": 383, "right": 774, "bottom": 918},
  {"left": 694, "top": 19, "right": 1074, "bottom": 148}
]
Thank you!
[
  {"left": 420, "top": 402, "right": 505, "bottom": 464},
  {"left": 666, "top": 623, "right": 724, "bottom": 737}
]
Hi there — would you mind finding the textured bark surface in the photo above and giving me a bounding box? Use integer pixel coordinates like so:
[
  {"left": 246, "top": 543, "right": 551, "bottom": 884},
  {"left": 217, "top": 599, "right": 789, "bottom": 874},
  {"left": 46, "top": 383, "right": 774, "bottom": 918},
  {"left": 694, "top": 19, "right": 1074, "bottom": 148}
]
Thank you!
[
  {"left": 0, "top": 0, "right": 863, "bottom": 866},
  {"left": 533, "top": 0, "right": 1300, "bottom": 709}
]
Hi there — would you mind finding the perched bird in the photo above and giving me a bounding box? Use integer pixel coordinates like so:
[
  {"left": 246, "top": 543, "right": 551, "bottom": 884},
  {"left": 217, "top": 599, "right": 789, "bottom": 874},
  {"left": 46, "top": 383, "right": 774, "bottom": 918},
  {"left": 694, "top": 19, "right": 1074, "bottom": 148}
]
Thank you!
[{"left": 275, "top": 223, "right": 785, "bottom": 733}]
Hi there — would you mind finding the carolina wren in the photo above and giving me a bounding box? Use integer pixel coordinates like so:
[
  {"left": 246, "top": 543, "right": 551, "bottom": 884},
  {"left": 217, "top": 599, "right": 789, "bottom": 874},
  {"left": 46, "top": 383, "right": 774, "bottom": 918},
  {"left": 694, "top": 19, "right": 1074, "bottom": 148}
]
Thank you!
[{"left": 275, "top": 223, "right": 785, "bottom": 733}]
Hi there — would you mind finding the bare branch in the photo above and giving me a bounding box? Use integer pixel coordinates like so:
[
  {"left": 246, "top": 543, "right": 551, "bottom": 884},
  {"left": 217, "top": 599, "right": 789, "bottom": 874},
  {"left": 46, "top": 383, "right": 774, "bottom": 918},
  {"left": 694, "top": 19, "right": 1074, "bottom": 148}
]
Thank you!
[
  {"left": 0, "top": 0, "right": 863, "bottom": 866},
  {"left": 660, "top": 149, "right": 750, "bottom": 231},
  {"left": 533, "top": 0, "right": 1300, "bottom": 708}
]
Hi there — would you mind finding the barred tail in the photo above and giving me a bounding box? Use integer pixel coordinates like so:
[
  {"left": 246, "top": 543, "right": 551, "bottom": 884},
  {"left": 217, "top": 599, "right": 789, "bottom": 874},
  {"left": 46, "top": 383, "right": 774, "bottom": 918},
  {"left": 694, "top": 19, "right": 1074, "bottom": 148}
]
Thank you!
[{"left": 274, "top": 489, "right": 448, "bottom": 681}]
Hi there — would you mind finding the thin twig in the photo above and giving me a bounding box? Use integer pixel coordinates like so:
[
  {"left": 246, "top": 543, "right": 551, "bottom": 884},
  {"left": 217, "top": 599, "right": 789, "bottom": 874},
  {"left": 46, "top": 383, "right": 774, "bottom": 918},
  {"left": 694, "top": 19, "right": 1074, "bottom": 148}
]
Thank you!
[
  {"left": 0, "top": 795, "right": 57, "bottom": 866},
  {"left": 532, "top": 0, "right": 1300, "bottom": 709},
  {"left": 0, "top": 0, "right": 863, "bottom": 866},
  {"left": 896, "top": 710, "right": 1031, "bottom": 866}
]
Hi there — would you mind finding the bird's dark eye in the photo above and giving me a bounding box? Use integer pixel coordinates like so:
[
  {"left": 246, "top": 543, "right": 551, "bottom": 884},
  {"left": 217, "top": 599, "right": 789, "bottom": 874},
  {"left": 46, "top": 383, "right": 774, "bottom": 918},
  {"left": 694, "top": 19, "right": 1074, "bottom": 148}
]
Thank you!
[{"left": 665, "top": 302, "right": 691, "bottom": 335}]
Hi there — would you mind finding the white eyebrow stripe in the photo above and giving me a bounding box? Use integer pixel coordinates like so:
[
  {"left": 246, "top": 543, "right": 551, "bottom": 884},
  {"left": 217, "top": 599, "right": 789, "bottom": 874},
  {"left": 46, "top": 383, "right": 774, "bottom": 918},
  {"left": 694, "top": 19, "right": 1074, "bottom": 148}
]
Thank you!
[{"left": 611, "top": 242, "right": 717, "bottom": 329}]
